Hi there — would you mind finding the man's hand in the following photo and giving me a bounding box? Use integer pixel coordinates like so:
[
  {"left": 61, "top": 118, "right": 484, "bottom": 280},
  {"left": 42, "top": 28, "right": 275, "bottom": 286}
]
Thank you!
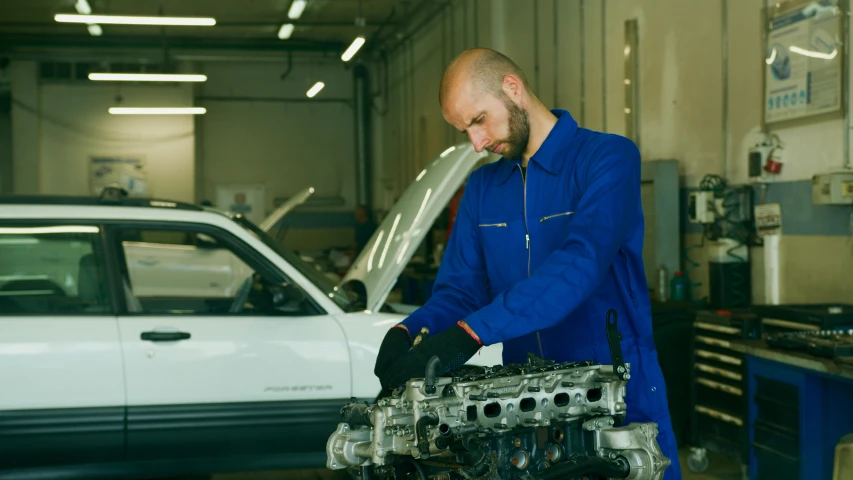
[
  {"left": 379, "top": 322, "right": 482, "bottom": 390},
  {"left": 374, "top": 325, "right": 412, "bottom": 381}
]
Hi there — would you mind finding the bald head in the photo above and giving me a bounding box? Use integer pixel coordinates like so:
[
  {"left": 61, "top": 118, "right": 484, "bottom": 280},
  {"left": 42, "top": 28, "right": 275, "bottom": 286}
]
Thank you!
[{"left": 439, "top": 48, "right": 533, "bottom": 108}]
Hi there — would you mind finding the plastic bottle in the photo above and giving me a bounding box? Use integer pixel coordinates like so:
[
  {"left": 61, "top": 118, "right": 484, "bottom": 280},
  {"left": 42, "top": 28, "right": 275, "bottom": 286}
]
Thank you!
[
  {"left": 670, "top": 271, "right": 689, "bottom": 302},
  {"left": 657, "top": 266, "right": 668, "bottom": 302}
]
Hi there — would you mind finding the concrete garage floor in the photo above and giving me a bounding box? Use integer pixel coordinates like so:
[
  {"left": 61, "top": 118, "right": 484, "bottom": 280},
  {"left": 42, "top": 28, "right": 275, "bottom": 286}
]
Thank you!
[{"left": 202, "top": 448, "right": 744, "bottom": 479}]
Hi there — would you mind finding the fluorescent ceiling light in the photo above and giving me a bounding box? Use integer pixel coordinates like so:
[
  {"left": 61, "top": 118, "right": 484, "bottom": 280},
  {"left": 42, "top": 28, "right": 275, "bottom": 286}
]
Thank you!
[
  {"left": 55, "top": 14, "right": 216, "bottom": 26},
  {"left": 288, "top": 0, "right": 308, "bottom": 20},
  {"left": 74, "top": 0, "right": 92, "bottom": 15},
  {"left": 306, "top": 81, "right": 325, "bottom": 98},
  {"left": 341, "top": 37, "right": 366, "bottom": 62},
  {"left": 108, "top": 107, "right": 207, "bottom": 115},
  {"left": 89, "top": 73, "right": 208, "bottom": 82},
  {"left": 278, "top": 23, "right": 294, "bottom": 40},
  {"left": 74, "top": 1, "right": 102, "bottom": 36},
  {"left": 0, "top": 226, "right": 99, "bottom": 234}
]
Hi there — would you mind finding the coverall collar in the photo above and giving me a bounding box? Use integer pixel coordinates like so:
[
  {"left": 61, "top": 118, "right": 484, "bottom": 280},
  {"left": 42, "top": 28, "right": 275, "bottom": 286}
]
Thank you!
[{"left": 496, "top": 108, "right": 579, "bottom": 185}]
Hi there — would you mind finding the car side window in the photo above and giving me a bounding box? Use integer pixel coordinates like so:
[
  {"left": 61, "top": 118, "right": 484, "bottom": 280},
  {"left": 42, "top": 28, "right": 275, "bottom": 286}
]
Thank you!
[
  {"left": 0, "top": 224, "right": 110, "bottom": 314},
  {"left": 114, "top": 225, "right": 316, "bottom": 316}
]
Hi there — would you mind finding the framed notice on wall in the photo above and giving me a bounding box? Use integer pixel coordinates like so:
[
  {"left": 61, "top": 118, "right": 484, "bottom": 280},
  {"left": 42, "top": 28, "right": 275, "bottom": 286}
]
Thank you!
[
  {"left": 215, "top": 184, "right": 267, "bottom": 225},
  {"left": 89, "top": 156, "right": 149, "bottom": 197},
  {"left": 764, "top": 0, "right": 843, "bottom": 125}
]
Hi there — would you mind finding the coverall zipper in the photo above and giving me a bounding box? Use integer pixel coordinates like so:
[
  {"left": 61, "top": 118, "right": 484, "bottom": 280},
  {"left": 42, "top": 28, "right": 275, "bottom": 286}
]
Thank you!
[
  {"left": 540, "top": 211, "right": 574, "bottom": 222},
  {"left": 518, "top": 163, "right": 544, "bottom": 358}
]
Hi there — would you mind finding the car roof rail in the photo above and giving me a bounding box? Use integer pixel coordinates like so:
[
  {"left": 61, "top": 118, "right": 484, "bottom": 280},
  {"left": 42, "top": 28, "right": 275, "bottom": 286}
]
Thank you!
[{"left": 0, "top": 190, "right": 204, "bottom": 212}]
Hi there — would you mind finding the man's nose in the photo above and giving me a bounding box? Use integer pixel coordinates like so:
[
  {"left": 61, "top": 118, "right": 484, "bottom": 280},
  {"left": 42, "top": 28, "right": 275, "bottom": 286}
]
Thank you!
[{"left": 468, "top": 132, "right": 489, "bottom": 153}]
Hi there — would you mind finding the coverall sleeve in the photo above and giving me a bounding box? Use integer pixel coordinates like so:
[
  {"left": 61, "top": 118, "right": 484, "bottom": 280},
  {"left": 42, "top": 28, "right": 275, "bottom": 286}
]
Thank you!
[
  {"left": 400, "top": 169, "right": 492, "bottom": 336},
  {"left": 463, "top": 136, "right": 641, "bottom": 346}
]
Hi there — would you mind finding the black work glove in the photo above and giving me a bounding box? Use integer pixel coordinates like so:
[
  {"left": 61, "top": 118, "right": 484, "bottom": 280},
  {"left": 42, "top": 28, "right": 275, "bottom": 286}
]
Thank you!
[
  {"left": 380, "top": 322, "right": 482, "bottom": 390},
  {"left": 374, "top": 326, "right": 412, "bottom": 381}
]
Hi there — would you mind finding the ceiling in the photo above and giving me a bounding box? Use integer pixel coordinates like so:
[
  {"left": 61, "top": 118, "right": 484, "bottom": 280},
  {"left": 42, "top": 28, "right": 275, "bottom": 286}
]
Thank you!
[{"left": 0, "top": 0, "right": 433, "bottom": 59}]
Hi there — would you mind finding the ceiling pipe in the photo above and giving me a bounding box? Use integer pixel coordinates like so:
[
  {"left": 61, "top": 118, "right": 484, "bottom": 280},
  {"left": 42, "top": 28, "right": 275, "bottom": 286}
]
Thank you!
[
  {"left": 384, "top": 1, "right": 452, "bottom": 54},
  {"left": 367, "top": 0, "right": 448, "bottom": 55},
  {"left": 196, "top": 95, "right": 352, "bottom": 106},
  {"left": 279, "top": 51, "right": 293, "bottom": 80},
  {"left": 0, "top": 33, "right": 344, "bottom": 53}
]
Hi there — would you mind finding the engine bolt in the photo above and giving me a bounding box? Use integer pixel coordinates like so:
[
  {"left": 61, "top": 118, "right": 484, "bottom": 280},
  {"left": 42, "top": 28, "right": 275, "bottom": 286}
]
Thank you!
[
  {"left": 617, "top": 366, "right": 625, "bottom": 373},
  {"left": 514, "top": 438, "right": 522, "bottom": 448}
]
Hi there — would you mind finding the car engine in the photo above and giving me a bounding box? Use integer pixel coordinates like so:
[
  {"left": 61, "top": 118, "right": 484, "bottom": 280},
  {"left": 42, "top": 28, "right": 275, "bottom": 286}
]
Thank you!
[{"left": 326, "top": 311, "right": 671, "bottom": 480}]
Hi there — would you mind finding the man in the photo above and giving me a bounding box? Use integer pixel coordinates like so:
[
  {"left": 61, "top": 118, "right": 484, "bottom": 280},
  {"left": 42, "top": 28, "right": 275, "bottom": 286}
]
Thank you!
[{"left": 373, "top": 48, "right": 682, "bottom": 479}]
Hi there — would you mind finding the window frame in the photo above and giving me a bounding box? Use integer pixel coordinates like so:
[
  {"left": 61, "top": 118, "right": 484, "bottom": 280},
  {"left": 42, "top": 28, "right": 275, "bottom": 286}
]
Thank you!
[
  {"left": 102, "top": 220, "right": 326, "bottom": 317},
  {"left": 0, "top": 219, "right": 120, "bottom": 316}
]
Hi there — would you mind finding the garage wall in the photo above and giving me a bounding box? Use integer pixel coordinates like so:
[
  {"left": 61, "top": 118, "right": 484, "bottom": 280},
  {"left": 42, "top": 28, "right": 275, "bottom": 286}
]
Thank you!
[
  {"left": 196, "top": 60, "right": 356, "bottom": 210},
  {"left": 10, "top": 60, "right": 196, "bottom": 203},
  {"left": 196, "top": 59, "right": 358, "bottom": 251},
  {"left": 9, "top": 58, "right": 359, "bottom": 251},
  {"left": 380, "top": 0, "right": 853, "bottom": 306}
]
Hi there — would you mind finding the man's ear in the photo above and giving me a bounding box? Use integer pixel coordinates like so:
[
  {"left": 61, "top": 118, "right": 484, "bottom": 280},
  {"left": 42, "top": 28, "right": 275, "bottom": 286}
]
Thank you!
[{"left": 502, "top": 74, "right": 525, "bottom": 106}]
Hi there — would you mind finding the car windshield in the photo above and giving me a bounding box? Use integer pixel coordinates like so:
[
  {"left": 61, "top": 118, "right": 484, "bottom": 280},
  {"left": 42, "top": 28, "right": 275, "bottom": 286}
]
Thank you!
[{"left": 231, "top": 215, "right": 358, "bottom": 311}]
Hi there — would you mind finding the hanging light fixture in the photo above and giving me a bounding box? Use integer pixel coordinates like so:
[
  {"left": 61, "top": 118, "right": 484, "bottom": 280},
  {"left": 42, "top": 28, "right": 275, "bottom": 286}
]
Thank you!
[
  {"left": 306, "top": 82, "right": 325, "bottom": 98},
  {"left": 90, "top": 73, "right": 208, "bottom": 82},
  {"left": 55, "top": 14, "right": 216, "bottom": 26},
  {"left": 108, "top": 107, "right": 207, "bottom": 115}
]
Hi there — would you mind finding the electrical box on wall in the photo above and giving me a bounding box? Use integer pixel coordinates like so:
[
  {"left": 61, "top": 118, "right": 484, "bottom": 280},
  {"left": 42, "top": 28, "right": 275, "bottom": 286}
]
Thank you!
[
  {"left": 688, "top": 191, "right": 716, "bottom": 223},
  {"left": 748, "top": 144, "right": 773, "bottom": 178},
  {"left": 812, "top": 172, "right": 853, "bottom": 205}
]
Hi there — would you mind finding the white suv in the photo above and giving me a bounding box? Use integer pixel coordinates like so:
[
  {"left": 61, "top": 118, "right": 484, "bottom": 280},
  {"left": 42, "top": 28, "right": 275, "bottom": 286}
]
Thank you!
[{"left": 0, "top": 144, "right": 502, "bottom": 479}]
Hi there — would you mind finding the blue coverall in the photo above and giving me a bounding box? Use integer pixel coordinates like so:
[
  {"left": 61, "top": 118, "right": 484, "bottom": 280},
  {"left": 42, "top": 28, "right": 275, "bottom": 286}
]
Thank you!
[{"left": 401, "top": 109, "right": 682, "bottom": 479}]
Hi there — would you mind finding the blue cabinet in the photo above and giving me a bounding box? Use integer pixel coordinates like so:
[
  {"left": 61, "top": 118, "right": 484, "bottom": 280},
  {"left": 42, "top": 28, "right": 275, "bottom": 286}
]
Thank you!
[{"left": 746, "top": 356, "right": 853, "bottom": 479}]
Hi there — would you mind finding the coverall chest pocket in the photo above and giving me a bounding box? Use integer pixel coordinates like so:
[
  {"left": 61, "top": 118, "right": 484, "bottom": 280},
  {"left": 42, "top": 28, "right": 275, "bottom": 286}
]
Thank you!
[
  {"left": 537, "top": 210, "right": 575, "bottom": 247},
  {"left": 477, "top": 218, "right": 527, "bottom": 287}
]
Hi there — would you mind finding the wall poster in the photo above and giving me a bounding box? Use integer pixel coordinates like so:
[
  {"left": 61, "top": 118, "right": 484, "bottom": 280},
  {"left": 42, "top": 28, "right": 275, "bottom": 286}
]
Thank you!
[
  {"left": 215, "top": 184, "right": 267, "bottom": 225},
  {"left": 764, "top": 1, "right": 843, "bottom": 124},
  {"left": 89, "top": 156, "right": 149, "bottom": 196}
]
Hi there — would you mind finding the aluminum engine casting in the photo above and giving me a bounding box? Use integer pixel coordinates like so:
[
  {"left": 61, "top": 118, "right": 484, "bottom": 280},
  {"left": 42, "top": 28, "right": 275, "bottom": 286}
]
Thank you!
[{"left": 327, "top": 357, "right": 670, "bottom": 479}]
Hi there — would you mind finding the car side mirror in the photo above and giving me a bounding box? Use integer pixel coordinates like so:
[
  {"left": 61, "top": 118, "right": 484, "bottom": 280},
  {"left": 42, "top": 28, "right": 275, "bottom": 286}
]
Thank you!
[{"left": 268, "top": 282, "right": 306, "bottom": 308}]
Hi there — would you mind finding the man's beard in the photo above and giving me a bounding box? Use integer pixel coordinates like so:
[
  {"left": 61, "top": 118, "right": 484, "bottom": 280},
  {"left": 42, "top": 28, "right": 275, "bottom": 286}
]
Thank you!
[{"left": 497, "top": 97, "right": 531, "bottom": 160}]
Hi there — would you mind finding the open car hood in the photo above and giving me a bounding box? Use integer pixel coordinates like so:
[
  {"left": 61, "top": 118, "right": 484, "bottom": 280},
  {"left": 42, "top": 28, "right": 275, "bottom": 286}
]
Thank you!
[
  {"left": 341, "top": 143, "right": 488, "bottom": 312},
  {"left": 258, "top": 187, "right": 315, "bottom": 232}
]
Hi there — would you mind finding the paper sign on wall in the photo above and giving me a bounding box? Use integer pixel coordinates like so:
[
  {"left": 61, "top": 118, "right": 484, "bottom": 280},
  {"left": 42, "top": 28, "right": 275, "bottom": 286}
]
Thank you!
[
  {"left": 215, "top": 185, "right": 267, "bottom": 225},
  {"left": 764, "top": 2, "right": 843, "bottom": 124},
  {"left": 90, "top": 157, "right": 148, "bottom": 196}
]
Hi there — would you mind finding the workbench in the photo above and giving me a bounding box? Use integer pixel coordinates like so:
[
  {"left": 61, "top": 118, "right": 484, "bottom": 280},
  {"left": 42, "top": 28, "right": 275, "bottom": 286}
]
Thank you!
[{"left": 728, "top": 339, "right": 853, "bottom": 479}]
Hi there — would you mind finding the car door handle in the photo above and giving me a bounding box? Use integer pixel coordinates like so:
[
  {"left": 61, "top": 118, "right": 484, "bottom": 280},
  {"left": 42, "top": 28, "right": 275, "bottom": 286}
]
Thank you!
[{"left": 141, "top": 331, "right": 191, "bottom": 342}]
